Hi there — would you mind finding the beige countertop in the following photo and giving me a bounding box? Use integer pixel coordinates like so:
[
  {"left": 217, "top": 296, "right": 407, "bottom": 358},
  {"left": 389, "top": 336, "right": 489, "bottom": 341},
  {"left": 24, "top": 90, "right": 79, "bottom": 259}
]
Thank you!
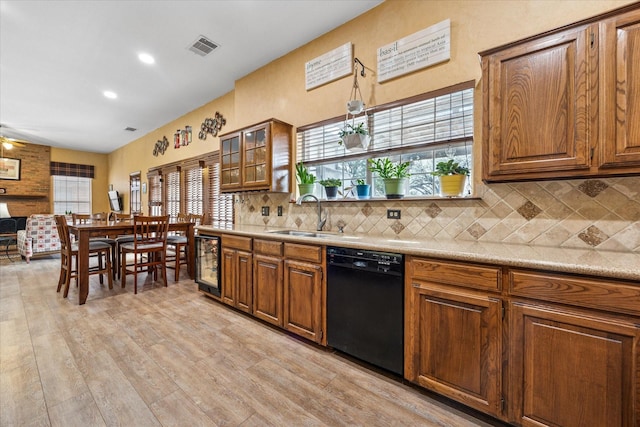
[{"left": 197, "top": 224, "right": 640, "bottom": 283}]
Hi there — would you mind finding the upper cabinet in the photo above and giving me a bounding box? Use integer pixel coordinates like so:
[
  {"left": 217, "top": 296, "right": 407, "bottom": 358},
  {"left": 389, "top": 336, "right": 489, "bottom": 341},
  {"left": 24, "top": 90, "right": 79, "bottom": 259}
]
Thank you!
[
  {"left": 219, "top": 119, "right": 293, "bottom": 193},
  {"left": 481, "top": 4, "right": 640, "bottom": 181},
  {"left": 599, "top": 8, "right": 640, "bottom": 168}
]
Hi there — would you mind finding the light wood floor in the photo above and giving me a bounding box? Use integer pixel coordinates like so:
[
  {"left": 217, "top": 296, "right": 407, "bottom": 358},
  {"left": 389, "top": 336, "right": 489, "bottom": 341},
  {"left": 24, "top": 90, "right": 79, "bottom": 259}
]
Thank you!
[{"left": 1, "top": 255, "right": 504, "bottom": 426}]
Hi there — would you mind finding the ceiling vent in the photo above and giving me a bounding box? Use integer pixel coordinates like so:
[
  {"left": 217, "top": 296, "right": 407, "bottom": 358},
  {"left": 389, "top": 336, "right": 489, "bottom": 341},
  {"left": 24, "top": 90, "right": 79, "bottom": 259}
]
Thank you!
[
  {"left": 124, "top": 127, "right": 137, "bottom": 132},
  {"left": 188, "top": 35, "right": 219, "bottom": 56}
]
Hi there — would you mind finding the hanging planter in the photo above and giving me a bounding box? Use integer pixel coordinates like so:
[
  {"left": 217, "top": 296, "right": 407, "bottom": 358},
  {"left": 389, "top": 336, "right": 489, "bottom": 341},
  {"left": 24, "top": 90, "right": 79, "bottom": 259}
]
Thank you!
[{"left": 339, "top": 122, "right": 369, "bottom": 151}]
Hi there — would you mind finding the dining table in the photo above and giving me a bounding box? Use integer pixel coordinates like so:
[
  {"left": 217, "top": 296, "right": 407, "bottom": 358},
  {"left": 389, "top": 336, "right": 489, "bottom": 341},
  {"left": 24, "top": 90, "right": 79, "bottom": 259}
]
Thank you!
[{"left": 68, "top": 220, "right": 194, "bottom": 305}]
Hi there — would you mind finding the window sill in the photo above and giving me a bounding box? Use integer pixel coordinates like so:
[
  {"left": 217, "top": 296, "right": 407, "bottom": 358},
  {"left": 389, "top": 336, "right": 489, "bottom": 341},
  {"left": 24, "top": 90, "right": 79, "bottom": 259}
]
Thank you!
[{"left": 291, "top": 195, "right": 481, "bottom": 203}]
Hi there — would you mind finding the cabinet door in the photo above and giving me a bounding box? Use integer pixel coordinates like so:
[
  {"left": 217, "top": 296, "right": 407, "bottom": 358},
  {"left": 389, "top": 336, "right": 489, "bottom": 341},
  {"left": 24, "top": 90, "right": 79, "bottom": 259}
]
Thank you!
[
  {"left": 483, "top": 25, "right": 594, "bottom": 180},
  {"left": 236, "top": 250, "right": 253, "bottom": 313},
  {"left": 241, "top": 123, "right": 271, "bottom": 190},
  {"left": 599, "top": 8, "right": 640, "bottom": 169},
  {"left": 253, "top": 254, "right": 283, "bottom": 326},
  {"left": 221, "top": 247, "right": 236, "bottom": 306},
  {"left": 283, "top": 260, "right": 323, "bottom": 343},
  {"left": 220, "top": 132, "right": 242, "bottom": 191},
  {"left": 510, "top": 301, "right": 639, "bottom": 427},
  {"left": 405, "top": 282, "right": 503, "bottom": 417}
]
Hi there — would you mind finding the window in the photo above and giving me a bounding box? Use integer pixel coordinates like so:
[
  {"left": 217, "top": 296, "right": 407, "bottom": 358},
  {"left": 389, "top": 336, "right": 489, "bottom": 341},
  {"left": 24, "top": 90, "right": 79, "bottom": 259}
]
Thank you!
[
  {"left": 147, "top": 153, "right": 233, "bottom": 225},
  {"left": 166, "top": 170, "right": 181, "bottom": 220},
  {"left": 184, "top": 163, "right": 204, "bottom": 215},
  {"left": 147, "top": 171, "right": 162, "bottom": 216},
  {"left": 297, "top": 81, "right": 474, "bottom": 198},
  {"left": 53, "top": 176, "right": 92, "bottom": 214},
  {"left": 130, "top": 172, "right": 141, "bottom": 214},
  {"left": 208, "top": 162, "right": 234, "bottom": 227}
]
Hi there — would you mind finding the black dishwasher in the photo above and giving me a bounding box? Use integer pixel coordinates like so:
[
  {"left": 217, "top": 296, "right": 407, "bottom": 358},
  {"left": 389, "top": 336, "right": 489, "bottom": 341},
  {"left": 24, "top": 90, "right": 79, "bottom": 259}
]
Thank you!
[{"left": 327, "top": 246, "right": 404, "bottom": 375}]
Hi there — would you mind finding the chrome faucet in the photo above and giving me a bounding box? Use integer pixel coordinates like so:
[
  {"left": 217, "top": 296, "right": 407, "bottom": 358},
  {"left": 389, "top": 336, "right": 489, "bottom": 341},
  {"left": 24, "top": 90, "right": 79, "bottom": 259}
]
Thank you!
[{"left": 296, "top": 193, "right": 326, "bottom": 231}]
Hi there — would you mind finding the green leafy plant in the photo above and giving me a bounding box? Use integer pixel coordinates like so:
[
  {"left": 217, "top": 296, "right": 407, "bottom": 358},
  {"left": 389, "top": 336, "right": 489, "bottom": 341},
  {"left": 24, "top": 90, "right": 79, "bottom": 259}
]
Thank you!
[
  {"left": 355, "top": 179, "right": 366, "bottom": 185},
  {"left": 295, "top": 162, "right": 316, "bottom": 184},
  {"left": 319, "top": 178, "right": 342, "bottom": 187},
  {"left": 430, "top": 159, "right": 470, "bottom": 176},
  {"left": 368, "top": 158, "right": 411, "bottom": 179},
  {"left": 338, "top": 122, "right": 368, "bottom": 145}
]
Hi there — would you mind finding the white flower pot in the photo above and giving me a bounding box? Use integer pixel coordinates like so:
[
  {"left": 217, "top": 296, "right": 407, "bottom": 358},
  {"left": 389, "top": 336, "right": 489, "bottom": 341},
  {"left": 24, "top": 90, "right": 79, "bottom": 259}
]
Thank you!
[{"left": 341, "top": 134, "right": 370, "bottom": 151}]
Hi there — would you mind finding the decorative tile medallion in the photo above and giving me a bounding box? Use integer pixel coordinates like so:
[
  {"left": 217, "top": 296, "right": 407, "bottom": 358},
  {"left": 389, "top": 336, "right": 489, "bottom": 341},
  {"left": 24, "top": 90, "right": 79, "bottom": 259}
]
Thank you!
[
  {"left": 361, "top": 204, "right": 373, "bottom": 217},
  {"left": 517, "top": 201, "right": 542, "bottom": 220},
  {"left": 578, "top": 225, "right": 609, "bottom": 247},
  {"left": 425, "top": 203, "right": 442, "bottom": 218},
  {"left": 466, "top": 223, "right": 487, "bottom": 239},
  {"left": 577, "top": 180, "right": 609, "bottom": 198},
  {"left": 390, "top": 221, "right": 405, "bottom": 234}
]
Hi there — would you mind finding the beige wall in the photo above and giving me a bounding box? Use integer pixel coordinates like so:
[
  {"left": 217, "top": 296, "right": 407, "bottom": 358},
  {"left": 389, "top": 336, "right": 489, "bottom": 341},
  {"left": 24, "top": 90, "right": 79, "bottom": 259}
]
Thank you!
[
  {"left": 105, "top": 0, "right": 635, "bottom": 221},
  {"left": 109, "top": 0, "right": 633, "bottom": 181},
  {"left": 50, "top": 147, "right": 110, "bottom": 213}
]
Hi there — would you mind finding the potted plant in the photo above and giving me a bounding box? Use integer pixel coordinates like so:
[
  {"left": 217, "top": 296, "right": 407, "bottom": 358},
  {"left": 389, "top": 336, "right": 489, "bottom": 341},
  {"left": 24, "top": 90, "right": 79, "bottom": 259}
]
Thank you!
[
  {"left": 368, "top": 158, "right": 411, "bottom": 199},
  {"left": 295, "top": 162, "right": 316, "bottom": 195},
  {"left": 430, "top": 159, "right": 470, "bottom": 197},
  {"left": 319, "top": 178, "right": 342, "bottom": 200},
  {"left": 338, "top": 122, "right": 370, "bottom": 150},
  {"left": 354, "top": 179, "right": 371, "bottom": 199}
]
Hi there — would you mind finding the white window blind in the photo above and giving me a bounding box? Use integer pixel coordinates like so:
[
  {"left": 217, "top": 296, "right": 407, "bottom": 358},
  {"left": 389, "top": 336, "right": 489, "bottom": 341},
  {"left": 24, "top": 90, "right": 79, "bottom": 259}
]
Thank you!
[
  {"left": 53, "top": 176, "right": 92, "bottom": 214},
  {"left": 148, "top": 173, "right": 162, "bottom": 216},
  {"left": 208, "top": 162, "right": 234, "bottom": 227},
  {"left": 184, "top": 165, "right": 203, "bottom": 215},
  {"left": 166, "top": 171, "right": 180, "bottom": 220}
]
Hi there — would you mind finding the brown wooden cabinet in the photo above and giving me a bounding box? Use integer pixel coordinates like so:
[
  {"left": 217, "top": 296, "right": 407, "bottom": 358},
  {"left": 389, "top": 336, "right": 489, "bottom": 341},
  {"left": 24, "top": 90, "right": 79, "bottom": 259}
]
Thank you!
[
  {"left": 599, "top": 7, "right": 640, "bottom": 169},
  {"left": 219, "top": 119, "right": 292, "bottom": 193},
  {"left": 481, "top": 3, "right": 640, "bottom": 181},
  {"left": 253, "top": 239, "right": 284, "bottom": 327},
  {"left": 508, "top": 268, "right": 640, "bottom": 426},
  {"left": 283, "top": 243, "right": 324, "bottom": 344},
  {"left": 221, "top": 235, "right": 253, "bottom": 313},
  {"left": 509, "top": 301, "right": 639, "bottom": 427},
  {"left": 405, "top": 257, "right": 504, "bottom": 418}
]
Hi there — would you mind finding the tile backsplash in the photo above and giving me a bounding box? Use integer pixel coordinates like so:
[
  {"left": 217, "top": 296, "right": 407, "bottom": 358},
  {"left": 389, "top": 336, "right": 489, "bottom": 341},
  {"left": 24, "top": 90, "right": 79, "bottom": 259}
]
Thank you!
[{"left": 235, "top": 177, "right": 640, "bottom": 253}]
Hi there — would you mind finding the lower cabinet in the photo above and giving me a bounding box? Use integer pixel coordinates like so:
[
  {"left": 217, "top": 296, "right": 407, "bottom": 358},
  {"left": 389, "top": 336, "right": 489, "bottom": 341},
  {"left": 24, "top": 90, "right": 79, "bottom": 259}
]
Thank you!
[
  {"left": 221, "top": 235, "right": 253, "bottom": 313},
  {"left": 508, "top": 269, "right": 640, "bottom": 426},
  {"left": 221, "top": 235, "right": 325, "bottom": 345},
  {"left": 253, "top": 242, "right": 284, "bottom": 326},
  {"left": 283, "top": 259, "right": 323, "bottom": 343},
  {"left": 283, "top": 242, "right": 324, "bottom": 344},
  {"left": 405, "top": 280, "right": 503, "bottom": 417}
]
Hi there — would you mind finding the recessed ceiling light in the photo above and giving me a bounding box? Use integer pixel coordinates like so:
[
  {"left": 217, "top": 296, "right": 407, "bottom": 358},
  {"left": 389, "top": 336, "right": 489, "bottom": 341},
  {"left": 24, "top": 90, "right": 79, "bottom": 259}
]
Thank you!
[
  {"left": 138, "top": 53, "right": 155, "bottom": 64},
  {"left": 103, "top": 91, "right": 117, "bottom": 99}
]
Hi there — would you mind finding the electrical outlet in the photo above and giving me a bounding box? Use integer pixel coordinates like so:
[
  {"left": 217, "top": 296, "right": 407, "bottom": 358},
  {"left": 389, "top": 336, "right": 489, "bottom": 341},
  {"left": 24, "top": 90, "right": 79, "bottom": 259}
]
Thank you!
[
  {"left": 387, "top": 209, "right": 401, "bottom": 219},
  {"left": 261, "top": 206, "right": 270, "bottom": 216},
  {"left": 277, "top": 205, "right": 283, "bottom": 216}
]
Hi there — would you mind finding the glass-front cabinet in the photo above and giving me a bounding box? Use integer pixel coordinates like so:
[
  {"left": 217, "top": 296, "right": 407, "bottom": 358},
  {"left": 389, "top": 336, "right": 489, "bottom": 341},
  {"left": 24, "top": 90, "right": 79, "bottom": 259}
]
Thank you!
[{"left": 219, "top": 119, "right": 292, "bottom": 193}]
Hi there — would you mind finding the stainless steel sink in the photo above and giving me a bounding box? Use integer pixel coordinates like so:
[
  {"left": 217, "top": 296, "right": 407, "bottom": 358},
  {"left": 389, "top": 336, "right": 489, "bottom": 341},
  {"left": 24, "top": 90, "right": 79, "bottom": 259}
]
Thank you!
[{"left": 268, "top": 230, "right": 333, "bottom": 238}]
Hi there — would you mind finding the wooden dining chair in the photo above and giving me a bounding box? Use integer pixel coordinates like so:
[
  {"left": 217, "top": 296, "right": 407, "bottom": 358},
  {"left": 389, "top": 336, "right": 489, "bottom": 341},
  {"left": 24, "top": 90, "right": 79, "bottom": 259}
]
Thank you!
[
  {"left": 71, "top": 213, "right": 117, "bottom": 279},
  {"left": 111, "top": 212, "right": 136, "bottom": 279},
  {"left": 54, "top": 215, "right": 113, "bottom": 297},
  {"left": 166, "top": 213, "right": 202, "bottom": 281},
  {"left": 120, "top": 215, "right": 170, "bottom": 294}
]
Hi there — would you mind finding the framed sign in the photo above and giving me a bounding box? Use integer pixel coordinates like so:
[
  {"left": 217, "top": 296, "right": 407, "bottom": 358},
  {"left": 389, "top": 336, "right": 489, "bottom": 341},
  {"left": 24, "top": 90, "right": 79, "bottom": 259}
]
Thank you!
[
  {"left": 378, "top": 19, "right": 451, "bottom": 83},
  {"left": 0, "top": 158, "right": 20, "bottom": 180},
  {"left": 305, "top": 42, "right": 353, "bottom": 90}
]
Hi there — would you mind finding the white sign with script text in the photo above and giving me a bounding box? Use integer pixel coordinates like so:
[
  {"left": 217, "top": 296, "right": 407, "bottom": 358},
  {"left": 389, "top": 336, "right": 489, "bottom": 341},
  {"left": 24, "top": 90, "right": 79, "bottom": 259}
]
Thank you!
[
  {"left": 305, "top": 42, "right": 353, "bottom": 90},
  {"left": 377, "top": 19, "right": 450, "bottom": 83}
]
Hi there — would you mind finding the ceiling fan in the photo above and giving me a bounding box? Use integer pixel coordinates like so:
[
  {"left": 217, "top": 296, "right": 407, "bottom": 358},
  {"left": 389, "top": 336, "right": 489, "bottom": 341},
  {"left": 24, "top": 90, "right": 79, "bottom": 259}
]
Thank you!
[{"left": 0, "top": 135, "right": 28, "bottom": 149}]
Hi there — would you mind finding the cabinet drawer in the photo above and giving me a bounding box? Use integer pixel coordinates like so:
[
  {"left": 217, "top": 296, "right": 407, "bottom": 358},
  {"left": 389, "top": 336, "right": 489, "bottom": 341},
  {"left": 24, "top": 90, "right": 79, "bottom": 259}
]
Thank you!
[
  {"left": 254, "top": 239, "right": 283, "bottom": 256},
  {"left": 221, "top": 235, "right": 252, "bottom": 251},
  {"left": 409, "top": 257, "right": 501, "bottom": 292},
  {"left": 509, "top": 269, "right": 640, "bottom": 316},
  {"left": 284, "top": 243, "right": 322, "bottom": 263}
]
